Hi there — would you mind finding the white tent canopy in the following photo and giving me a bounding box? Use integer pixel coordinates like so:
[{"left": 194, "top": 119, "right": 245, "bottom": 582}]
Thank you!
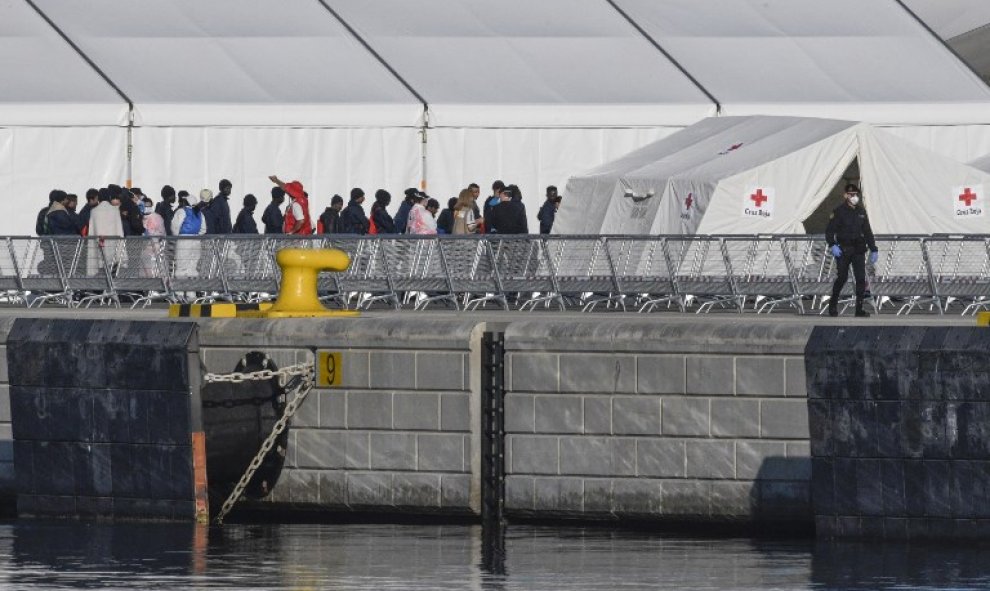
[
  {"left": 0, "top": 0, "right": 127, "bottom": 126},
  {"left": 614, "top": 0, "right": 990, "bottom": 125},
  {"left": 904, "top": 0, "right": 990, "bottom": 39},
  {"left": 969, "top": 153, "right": 990, "bottom": 174},
  {"left": 329, "top": 0, "right": 716, "bottom": 128},
  {"left": 5, "top": 1, "right": 990, "bottom": 236},
  {"left": 559, "top": 116, "right": 990, "bottom": 235},
  {"left": 903, "top": 0, "right": 990, "bottom": 85},
  {"left": 34, "top": 0, "right": 425, "bottom": 127}
]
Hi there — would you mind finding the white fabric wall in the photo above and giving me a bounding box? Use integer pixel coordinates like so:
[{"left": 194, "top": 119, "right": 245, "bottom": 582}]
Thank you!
[
  {"left": 426, "top": 127, "right": 678, "bottom": 231},
  {"left": 878, "top": 124, "right": 990, "bottom": 164},
  {"left": 860, "top": 127, "right": 990, "bottom": 234},
  {"left": 0, "top": 126, "right": 126, "bottom": 235},
  {"left": 132, "top": 126, "right": 421, "bottom": 227}
]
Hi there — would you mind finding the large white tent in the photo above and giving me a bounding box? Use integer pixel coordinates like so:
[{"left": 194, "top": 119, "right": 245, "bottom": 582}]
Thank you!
[
  {"left": 5, "top": 0, "right": 990, "bottom": 236},
  {"left": 559, "top": 116, "right": 990, "bottom": 235},
  {"left": 0, "top": 0, "right": 128, "bottom": 231},
  {"left": 903, "top": 0, "right": 990, "bottom": 82}
]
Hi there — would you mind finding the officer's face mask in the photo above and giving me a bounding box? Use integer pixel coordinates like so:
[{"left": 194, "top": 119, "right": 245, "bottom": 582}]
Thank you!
[{"left": 846, "top": 193, "right": 860, "bottom": 206}]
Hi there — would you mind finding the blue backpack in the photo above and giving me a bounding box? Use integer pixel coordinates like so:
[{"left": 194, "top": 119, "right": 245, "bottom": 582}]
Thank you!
[{"left": 179, "top": 207, "right": 202, "bottom": 235}]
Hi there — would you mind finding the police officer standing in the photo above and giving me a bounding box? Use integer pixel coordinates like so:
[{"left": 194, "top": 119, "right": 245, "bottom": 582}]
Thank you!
[{"left": 826, "top": 183, "right": 879, "bottom": 317}]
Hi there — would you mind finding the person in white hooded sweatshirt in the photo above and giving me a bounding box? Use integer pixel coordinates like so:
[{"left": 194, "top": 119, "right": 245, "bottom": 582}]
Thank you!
[
  {"left": 86, "top": 189, "right": 124, "bottom": 275},
  {"left": 171, "top": 190, "right": 209, "bottom": 283}
]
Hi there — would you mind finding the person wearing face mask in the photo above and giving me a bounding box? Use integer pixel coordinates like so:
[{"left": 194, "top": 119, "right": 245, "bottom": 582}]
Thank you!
[{"left": 825, "top": 183, "right": 879, "bottom": 317}]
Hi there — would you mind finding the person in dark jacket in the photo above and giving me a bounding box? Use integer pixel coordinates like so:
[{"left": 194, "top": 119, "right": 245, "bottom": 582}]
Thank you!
[
  {"left": 371, "top": 190, "right": 396, "bottom": 234},
  {"left": 111, "top": 185, "right": 144, "bottom": 236},
  {"left": 318, "top": 195, "right": 344, "bottom": 234},
  {"left": 394, "top": 188, "right": 418, "bottom": 234},
  {"left": 232, "top": 194, "right": 258, "bottom": 234},
  {"left": 537, "top": 185, "right": 561, "bottom": 234},
  {"left": 79, "top": 188, "right": 99, "bottom": 232},
  {"left": 65, "top": 194, "right": 83, "bottom": 235},
  {"left": 825, "top": 183, "right": 879, "bottom": 317},
  {"left": 436, "top": 197, "right": 457, "bottom": 234},
  {"left": 483, "top": 180, "right": 505, "bottom": 231},
  {"left": 36, "top": 190, "right": 63, "bottom": 235},
  {"left": 261, "top": 187, "right": 285, "bottom": 234},
  {"left": 339, "top": 188, "right": 369, "bottom": 235},
  {"left": 156, "top": 185, "right": 176, "bottom": 235},
  {"left": 488, "top": 184, "right": 528, "bottom": 235},
  {"left": 205, "top": 179, "right": 233, "bottom": 234},
  {"left": 46, "top": 190, "right": 79, "bottom": 235}
]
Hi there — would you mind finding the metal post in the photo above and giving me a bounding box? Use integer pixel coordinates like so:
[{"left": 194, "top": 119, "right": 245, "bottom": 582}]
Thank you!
[
  {"left": 480, "top": 331, "right": 506, "bottom": 575},
  {"left": 420, "top": 114, "right": 429, "bottom": 192},
  {"left": 126, "top": 108, "right": 134, "bottom": 189}
]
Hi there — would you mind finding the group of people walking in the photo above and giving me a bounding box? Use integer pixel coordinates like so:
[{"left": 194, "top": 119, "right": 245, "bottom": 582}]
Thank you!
[{"left": 36, "top": 177, "right": 565, "bottom": 241}]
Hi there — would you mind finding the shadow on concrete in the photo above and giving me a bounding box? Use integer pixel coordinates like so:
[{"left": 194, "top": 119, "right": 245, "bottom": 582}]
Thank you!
[{"left": 749, "top": 456, "right": 813, "bottom": 531}]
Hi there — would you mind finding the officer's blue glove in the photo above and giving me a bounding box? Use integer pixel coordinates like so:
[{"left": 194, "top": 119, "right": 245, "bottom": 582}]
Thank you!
[
  {"left": 830, "top": 245, "right": 842, "bottom": 258},
  {"left": 869, "top": 251, "right": 879, "bottom": 265}
]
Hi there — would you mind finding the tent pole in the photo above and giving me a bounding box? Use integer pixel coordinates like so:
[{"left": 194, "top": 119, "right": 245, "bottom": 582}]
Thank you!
[
  {"left": 420, "top": 108, "right": 429, "bottom": 191},
  {"left": 126, "top": 108, "right": 134, "bottom": 189}
]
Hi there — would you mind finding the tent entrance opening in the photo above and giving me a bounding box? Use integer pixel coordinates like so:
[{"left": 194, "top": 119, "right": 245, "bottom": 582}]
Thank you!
[{"left": 803, "top": 157, "right": 860, "bottom": 234}]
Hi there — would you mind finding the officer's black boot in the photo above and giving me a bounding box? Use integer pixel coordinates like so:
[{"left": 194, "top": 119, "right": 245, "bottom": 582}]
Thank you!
[
  {"left": 827, "top": 301, "right": 838, "bottom": 317},
  {"left": 855, "top": 298, "right": 870, "bottom": 317}
]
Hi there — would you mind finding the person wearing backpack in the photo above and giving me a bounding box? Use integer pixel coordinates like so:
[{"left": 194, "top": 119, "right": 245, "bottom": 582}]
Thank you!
[
  {"left": 35, "top": 191, "right": 62, "bottom": 236},
  {"left": 370, "top": 190, "right": 395, "bottom": 234},
  {"left": 339, "top": 188, "right": 369, "bottom": 235},
  {"left": 317, "top": 195, "right": 344, "bottom": 234},
  {"left": 170, "top": 190, "right": 208, "bottom": 281}
]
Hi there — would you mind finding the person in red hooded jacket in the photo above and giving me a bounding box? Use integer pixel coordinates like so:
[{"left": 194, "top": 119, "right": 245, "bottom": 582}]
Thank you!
[{"left": 269, "top": 175, "right": 312, "bottom": 235}]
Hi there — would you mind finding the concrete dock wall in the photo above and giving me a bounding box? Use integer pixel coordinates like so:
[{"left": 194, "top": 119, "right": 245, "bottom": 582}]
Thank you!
[
  {"left": 503, "top": 321, "right": 814, "bottom": 522},
  {"left": 4, "top": 311, "right": 972, "bottom": 528},
  {"left": 198, "top": 318, "right": 485, "bottom": 515},
  {"left": 0, "top": 319, "right": 13, "bottom": 501},
  {"left": 208, "top": 316, "right": 819, "bottom": 524}
]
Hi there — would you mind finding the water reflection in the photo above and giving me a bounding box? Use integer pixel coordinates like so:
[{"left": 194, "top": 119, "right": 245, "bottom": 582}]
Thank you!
[{"left": 0, "top": 521, "right": 989, "bottom": 590}]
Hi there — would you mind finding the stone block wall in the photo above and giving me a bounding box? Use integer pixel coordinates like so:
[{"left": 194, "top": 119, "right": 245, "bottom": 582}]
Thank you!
[
  {"left": 7, "top": 318, "right": 201, "bottom": 520},
  {"left": 503, "top": 320, "right": 815, "bottom": 522},
  {"left": 0, "top": 318, "right": 15, "bottom": 500},
  {"left": 807, "top": 325, "right": 990, "bottom": 539},
  {"left": 198, "top": 318, "right": 485, "bottom": 515}
]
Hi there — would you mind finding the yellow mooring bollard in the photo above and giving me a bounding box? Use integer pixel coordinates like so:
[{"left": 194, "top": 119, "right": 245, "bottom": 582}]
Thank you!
[
  {"left": 263, "top": 248, "right": 360, "bottom": 318},
  {"left": 978, "top": 311, "right": 990, "bottom": 327}
]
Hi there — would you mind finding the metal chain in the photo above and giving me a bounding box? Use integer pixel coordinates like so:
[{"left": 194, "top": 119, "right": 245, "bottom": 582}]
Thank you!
[
  {"left": 211, "top": 361, "right": 315, "bottom": 525},
  {"left": 203, "top": 362, "right": 313, "bottom": 387}
]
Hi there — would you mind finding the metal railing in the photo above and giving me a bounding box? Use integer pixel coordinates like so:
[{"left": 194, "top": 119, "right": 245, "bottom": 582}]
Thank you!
[{"left": 5, "top": 234, "right": 989, "bottom": 315}]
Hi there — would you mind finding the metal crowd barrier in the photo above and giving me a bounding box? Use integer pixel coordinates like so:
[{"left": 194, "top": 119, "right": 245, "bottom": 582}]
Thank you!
[{"left": 3, "top": 234, "right": 989, "bottom": 315}]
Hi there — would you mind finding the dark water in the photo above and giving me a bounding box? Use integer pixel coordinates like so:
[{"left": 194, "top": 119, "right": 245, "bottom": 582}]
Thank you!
[{"left": 2, "top": 521, "right": 990, "bottom": 590}]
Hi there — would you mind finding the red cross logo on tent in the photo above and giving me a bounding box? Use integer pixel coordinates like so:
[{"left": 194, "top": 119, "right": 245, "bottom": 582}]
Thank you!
[
  {"left": 685, "top": 193, "right": 693, "bottom": 211},
  {"left": 743, "top": 186, "right": 774, "bottom": 219},
  {"left": 960, "top": 188, "right": 978, "bottom": 207},
  {"left": 953, "top": 184, "right": 985, "bottom": 218},
  {"left": 750, "top": 189, "right": 768, "bottom": 208}
]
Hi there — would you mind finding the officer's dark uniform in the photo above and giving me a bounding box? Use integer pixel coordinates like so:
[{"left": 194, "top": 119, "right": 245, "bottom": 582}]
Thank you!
[{"left": 825, "top": 202, "right": 877, "bottom": 315}]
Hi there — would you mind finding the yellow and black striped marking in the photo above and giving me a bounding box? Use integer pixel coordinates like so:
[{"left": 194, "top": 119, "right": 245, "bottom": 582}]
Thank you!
[{"left": 169, "top": 302, "right": 273, "bottom": 318}]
